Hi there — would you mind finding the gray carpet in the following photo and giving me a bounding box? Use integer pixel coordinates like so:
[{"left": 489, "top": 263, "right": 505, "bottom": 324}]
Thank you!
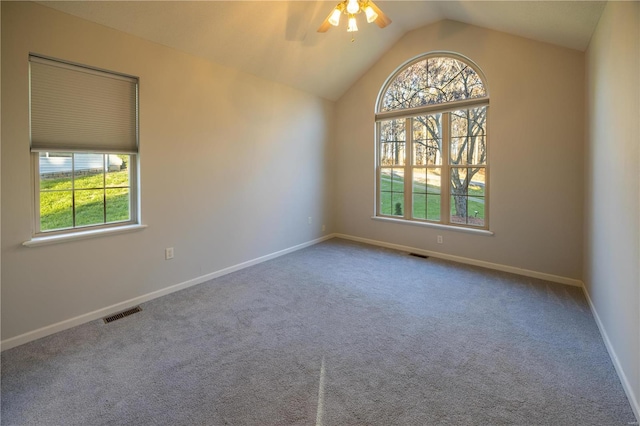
[{"left": 1, "top": 238, "right": 636, "bottom": 425}]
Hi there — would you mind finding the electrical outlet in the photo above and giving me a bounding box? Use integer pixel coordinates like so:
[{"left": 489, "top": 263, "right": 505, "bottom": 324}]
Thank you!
[
  {"left": 308, "top": 217, "right": 312, "bottom": 224},
  {"left": 322, "top": 224, "right": 326, "bottom": 232},
  {"left": 165, "top": 247, "right": 174, "bottom": 260},
  {"left": 437, "top": 236, "right": 443, "bottom": 244}
]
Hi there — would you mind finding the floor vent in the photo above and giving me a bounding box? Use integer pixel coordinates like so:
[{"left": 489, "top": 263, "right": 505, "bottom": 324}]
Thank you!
[
  {"left": 409, "top": 253, "right": 429, "bottom": 259},
  {"left": 103, "top": 306, "right": 142, "bottom": 324}
]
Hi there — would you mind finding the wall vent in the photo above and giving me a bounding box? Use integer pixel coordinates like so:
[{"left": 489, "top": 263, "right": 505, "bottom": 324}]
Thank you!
[
  {"left": 103, "top": 306, "right": 142, "bottom": 324},
  {"left": 409, "top": 253, "right": 429, "bottom": 259}
]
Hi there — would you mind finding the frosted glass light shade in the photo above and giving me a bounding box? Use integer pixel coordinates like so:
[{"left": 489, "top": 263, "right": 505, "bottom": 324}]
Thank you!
[
  {"left": 365, "top": 6, "right": 378, "bottom": 23},
  {"left": 347, "top": 15, "right": 358, "bottom": 32},
  {"left": 328, "top": 8, "right": 342, "bottom": 26}
]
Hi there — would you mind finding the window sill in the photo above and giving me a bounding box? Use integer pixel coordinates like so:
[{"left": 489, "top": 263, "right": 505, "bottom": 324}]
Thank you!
[
  {"left": 23, "top": 224, "right": 148, "bottom": 247},
  {"left": 371, "top": 216, "right": 494, "bottom": 236}
]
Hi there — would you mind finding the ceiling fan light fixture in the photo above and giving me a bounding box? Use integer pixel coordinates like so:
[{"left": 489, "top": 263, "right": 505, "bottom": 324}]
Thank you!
[
  {"left": 346, "top": 0, "right": 360, "bottom": 15},
  {"left": 347, "top": 15, "right": 358, "bottom": 32},
  {"left": 328, "top": 7, "right": 342, "bottom": 26},
  {"left": 364, "top": 5, "right": 378, "bottom": 23},
  {"left": 317, "top": 0, "right": 390, "bottom": 35}
]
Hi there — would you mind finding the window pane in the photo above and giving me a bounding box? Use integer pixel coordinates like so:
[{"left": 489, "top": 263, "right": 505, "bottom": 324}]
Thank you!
[
  {"left": 427, "top": 57, "right": 487, "bottom": 103},
  {"left": 413, "top": 115, "right": 441, "bottom": 166},
  {"left": 451, "top": 168, "right": 468, "bottom": 194},
  {"left": 450, "top": 107, "right": 487, "bottom": 166},
  {"left": 39, "top": 153, "right": 72, "bottom": 190},
  {"left": 380, "top": 119, "right": 405, "bottom": 166},
  {"left": 380, "top": 168, "right": 393, "bottom": 192},
  {"left": 450, "top": 136, "right": 466, "bottom": 164},
  {"left": 427, "top": 168, "right": 441, "bottom": 194},
  {"left": 413, "top": 194, "right": 427, "bottom": 219},
  {"left": 74, "top": 153, "right": 105, "bottom": 189},
  {"left": 468, "top": 196, "right": 485, "bottom": 227},
  {"left": 450, "top": 195, "right": 467, "bottom": 224},
  {"left": 381, "top": 60, "right": 430, "bottom": 111},
  {"left": 390, "top": 169, "right": 404, "bottom": 193},
  {"left": 106, "top": 155, "right": 130, "bottom": 187},
  {"left": 427, "top": 194, "right": 441, "bottom": 221},
  {"left": 75, "top": 189, "right": 105, "bottom": 227},
  {"left": 380, "top": 191, "right": 392, "bottom": 215},
  {"left": 381, "top": 167, "right": 405, "bottom": 217},
  {"left": 451, "top": 165, "right": 467, "bottom": 223},
  {"left": 450, "top": 167, "right": 486, "bottom": 226},
  {"left": 40, "top": 175, "right": 73, "bottom": 192},
  {"left": 469, "top": 168, "right": 485, "bottom": 197},
  {"left": 391, "top": 193, "right": 404, "bottom": 217},
  {"left": 40, "top": 191, "right": 73, "bottom": 231},
  {"left": 413, "top": 168, "right": 427, "bottom": 194},
  {"left": 452, "top": 167, "right": 485, "bottom": 196},
  {"left": 381, "top": 168, "right": 405, "bottom": 192},
  {"left": 414, "top": 167, "right": 441, "bottom": 221},
  {"left": 106, "top": 188, "right": 130, "bottom": 222},
  {"left": 413, "top": 194, "right": 441, "bottom": 221}
]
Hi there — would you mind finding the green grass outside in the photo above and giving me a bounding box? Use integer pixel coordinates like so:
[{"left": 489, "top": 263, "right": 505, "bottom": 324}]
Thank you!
[
  {"left": 380, "top": 171, "right": 485, "bottom": 225},
  {"left": 40, "top": 170, "right": 130, "bottom": 231}
]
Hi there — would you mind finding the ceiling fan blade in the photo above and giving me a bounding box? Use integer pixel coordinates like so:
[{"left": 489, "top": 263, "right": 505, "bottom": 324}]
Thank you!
[
  {"left": 317, "top": 7, "right": 335, "bottom": 33},
  {"left": 318, "top": 20, "right": 331, "bottom": 33},
  {"left": 368, "top": 1, "right": 392, "bottom": 28}
]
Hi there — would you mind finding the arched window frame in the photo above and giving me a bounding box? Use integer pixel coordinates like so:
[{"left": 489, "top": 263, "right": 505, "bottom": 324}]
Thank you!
[{"left": 375, "top": 52, "right": 490, "bottom": 231}]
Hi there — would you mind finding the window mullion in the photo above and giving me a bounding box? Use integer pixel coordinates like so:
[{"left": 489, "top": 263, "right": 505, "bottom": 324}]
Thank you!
[
  {"left": 103, "top": 154, "right": 107, "bottom": 224},
  {"left": 441, "top": 112, "right": 451, "bottom": 224},
  {"left": 375, "top": 98, "right": 489, "bottom": 122},
  {"left": 71, "top": 153, "right": 76, "bottom": 228},
  {"left": 404, "top": 117, "right": 412, "bottom": 220},
  {"left": 130, "top": 154, "right": 137, "bottom": 223},
  {"left": 376, "top": 121, "right": 381, "bottom": 216},
  {"left": 33, "top": 155, "right": 41, "bottom": 233}
]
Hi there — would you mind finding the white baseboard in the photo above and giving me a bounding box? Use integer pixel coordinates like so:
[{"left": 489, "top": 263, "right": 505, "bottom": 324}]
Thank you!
[
  {"left": 334, "top": 233, "right": 584, "bottom": 287},
  {"left": 0, "top": 234, "right": 334, "bottom": 352},
  {"left": 582, "top": 286, "right": 640, "bottom": 422}
]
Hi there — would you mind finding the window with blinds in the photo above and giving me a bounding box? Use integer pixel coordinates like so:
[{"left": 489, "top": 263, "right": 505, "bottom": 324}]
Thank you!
[{"left": 29, "top": 55, "right": 140, "bottom": 235}]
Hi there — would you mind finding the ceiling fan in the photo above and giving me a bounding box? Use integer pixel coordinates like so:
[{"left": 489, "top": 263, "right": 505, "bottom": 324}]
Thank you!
[{"left": 317, "top": 0, "right": 391, "bottom": 34}]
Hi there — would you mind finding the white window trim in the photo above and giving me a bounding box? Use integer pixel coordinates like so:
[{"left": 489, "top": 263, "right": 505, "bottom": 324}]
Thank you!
[
  {"left": 370, "top": 216, "right": 494, "bottom": 236},
  {"left": 23, "top": 224, "right": 147, "bottom": 247}
]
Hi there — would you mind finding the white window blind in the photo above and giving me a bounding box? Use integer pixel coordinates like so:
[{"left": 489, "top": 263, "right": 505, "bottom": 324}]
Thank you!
[{"left": 29, "top": 55, "right": 138, "bottom": 153}]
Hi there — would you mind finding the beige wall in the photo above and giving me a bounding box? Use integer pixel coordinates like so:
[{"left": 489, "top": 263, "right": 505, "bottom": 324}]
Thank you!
[
  {"left": 585, "top": 0, "right": 640, "bottom": 417},
  {"left": 1, "top": 2, "right": 334, "bottom": 342},
  {"left": 334, "top": 20, "right": 585, "bottom": 280}
]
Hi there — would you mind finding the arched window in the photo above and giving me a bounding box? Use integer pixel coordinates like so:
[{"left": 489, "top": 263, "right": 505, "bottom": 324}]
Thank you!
[{"left": 375, "top": 53, "right": 489, "bottom": 229}]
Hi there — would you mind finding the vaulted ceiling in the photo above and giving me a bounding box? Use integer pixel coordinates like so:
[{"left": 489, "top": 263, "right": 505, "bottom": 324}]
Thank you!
[{"left": 38, "top": 1, "right": 606, "bottom": 101}]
